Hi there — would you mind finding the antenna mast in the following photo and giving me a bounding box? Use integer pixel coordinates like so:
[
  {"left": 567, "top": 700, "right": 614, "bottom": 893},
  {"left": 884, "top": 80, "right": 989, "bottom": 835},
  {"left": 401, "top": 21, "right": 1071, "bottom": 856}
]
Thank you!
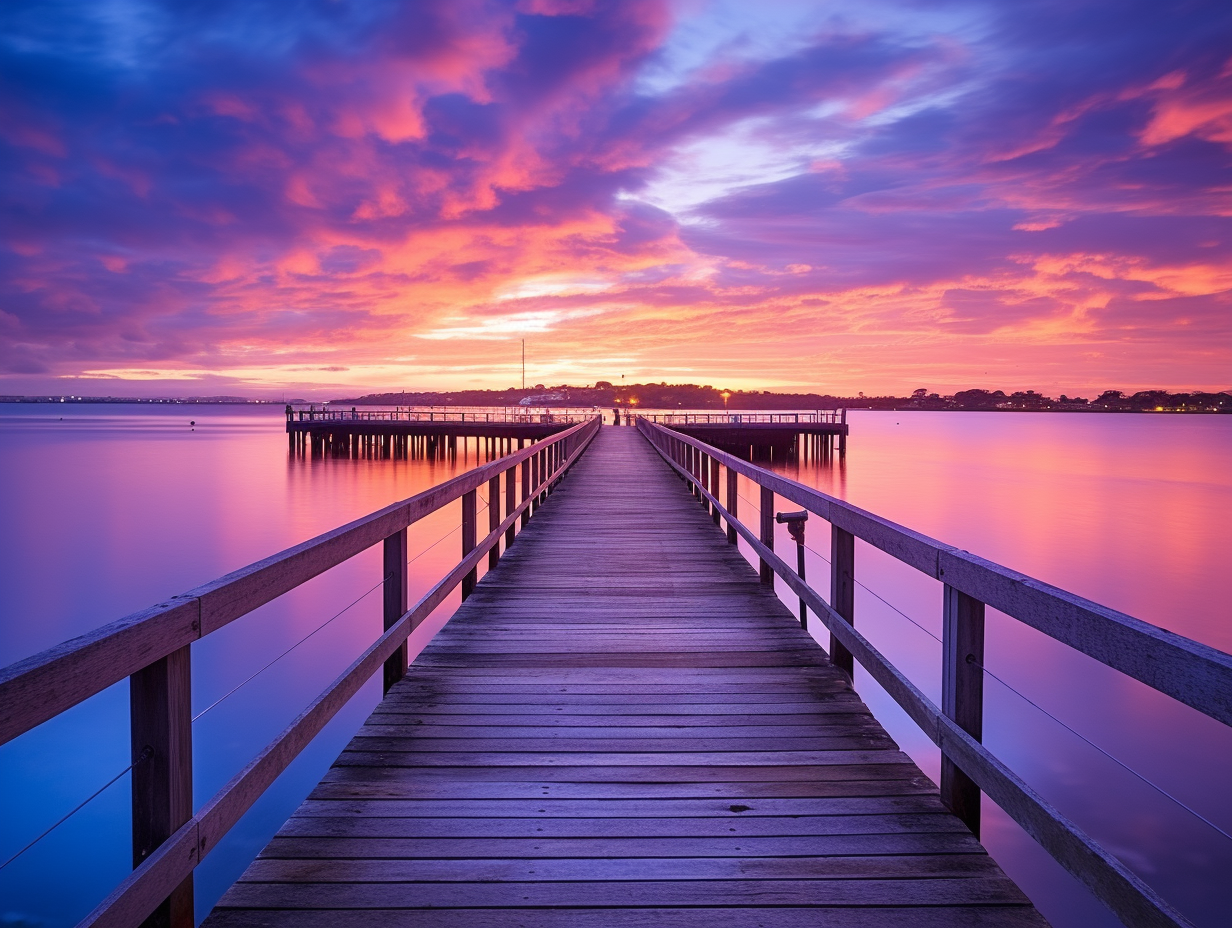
[{"left": 522, "top": 339, "right": 525, "bottom": 390}]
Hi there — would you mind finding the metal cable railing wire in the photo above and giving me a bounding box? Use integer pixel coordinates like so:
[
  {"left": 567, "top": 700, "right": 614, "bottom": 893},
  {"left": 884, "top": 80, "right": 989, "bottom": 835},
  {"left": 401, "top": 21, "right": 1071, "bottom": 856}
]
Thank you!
[
  {"left": 728, "top": 473, "right": 1231, "bottom": 845},
  {"left": 0, "top": 443, "right": 572, "bottom": 890},
  {"left": 0, "top": 746, "right": 153, "bottom": 871},
  {"left": 192, "top": 572, "right": 392, "bottom": 724}
]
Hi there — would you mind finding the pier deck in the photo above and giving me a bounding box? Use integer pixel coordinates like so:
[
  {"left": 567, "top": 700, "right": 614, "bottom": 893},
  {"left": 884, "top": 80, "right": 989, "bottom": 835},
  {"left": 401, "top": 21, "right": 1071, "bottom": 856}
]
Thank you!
[{"left": 205, "top": 428, "right": 1043, "bottom": 927}]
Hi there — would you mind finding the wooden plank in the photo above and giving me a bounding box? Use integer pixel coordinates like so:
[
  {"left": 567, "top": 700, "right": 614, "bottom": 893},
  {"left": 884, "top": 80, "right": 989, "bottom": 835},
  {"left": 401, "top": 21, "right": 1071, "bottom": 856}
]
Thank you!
[
  {"left": 242, "top": 853, "right": 1002, "bottom": 881},
  {"left": 257, "top": 832, "right": 986, "bottom": 860},
  {"left": 216, "top": 877, "right": 1031, "bottom": 908},
  {"left": 204, "top": 908, "right": 1046, "bottom": 928}
]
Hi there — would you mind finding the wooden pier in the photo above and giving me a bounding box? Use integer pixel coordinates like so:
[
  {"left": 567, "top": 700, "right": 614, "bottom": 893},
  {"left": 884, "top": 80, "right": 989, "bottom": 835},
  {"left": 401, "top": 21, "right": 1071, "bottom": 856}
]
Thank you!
[
  {"left": 206, "top": 427, "right": 1040, "bottom": 927},
  {"left": 3, "top": 416, "right": 1228, "bottom": 928},
  {"left": 638, "top": 411, "right": 849, "bottom": 461},
  {"left": 285, "top": 406, "right": 585, "bottom": 459}
]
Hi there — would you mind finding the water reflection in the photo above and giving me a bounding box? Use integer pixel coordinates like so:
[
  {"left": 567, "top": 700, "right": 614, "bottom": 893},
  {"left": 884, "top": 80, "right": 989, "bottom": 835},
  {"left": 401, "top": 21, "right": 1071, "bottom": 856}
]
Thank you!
[
  {"left": 3, "top": 407, "right": 1230, "bottom": 927},
  {"left": 756, "top": 410, "right": 1232, "bottom": 928}
]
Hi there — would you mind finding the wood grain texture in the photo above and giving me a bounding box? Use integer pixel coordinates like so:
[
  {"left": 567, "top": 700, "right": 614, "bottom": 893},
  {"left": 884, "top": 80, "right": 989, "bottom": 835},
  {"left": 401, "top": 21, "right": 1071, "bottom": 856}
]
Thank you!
[{"left": 205, "top": 427, "right": 1045, "bottom": 927}]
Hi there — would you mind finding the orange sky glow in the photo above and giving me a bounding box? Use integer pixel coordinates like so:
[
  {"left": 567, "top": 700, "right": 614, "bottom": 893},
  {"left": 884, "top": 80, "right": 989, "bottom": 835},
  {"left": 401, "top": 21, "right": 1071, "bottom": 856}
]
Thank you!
[{"left": 2, "top": 1, "right": 1230, "bottom": 397}]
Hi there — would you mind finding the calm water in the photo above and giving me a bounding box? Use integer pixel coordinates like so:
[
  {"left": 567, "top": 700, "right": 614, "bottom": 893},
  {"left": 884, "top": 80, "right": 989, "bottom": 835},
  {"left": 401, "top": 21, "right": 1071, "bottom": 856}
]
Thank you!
[
  {"left": 1, "top": 406, "right": 1230, "bottom": 927},
  {"left": 754, "top": 411, "right": 1232, "bottom": 928}
]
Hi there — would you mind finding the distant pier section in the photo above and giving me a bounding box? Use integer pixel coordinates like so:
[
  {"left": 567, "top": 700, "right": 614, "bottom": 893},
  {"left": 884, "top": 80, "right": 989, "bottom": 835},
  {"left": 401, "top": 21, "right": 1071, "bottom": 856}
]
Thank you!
[
  {"left": 287, "top": 405, "right": 849, "bottom": 461},
  {"left": 639, "top": 409, "right": 848, "bottom": 461},
  {"left": 285, "top": 405, "right": 593, "bottom": 458}
]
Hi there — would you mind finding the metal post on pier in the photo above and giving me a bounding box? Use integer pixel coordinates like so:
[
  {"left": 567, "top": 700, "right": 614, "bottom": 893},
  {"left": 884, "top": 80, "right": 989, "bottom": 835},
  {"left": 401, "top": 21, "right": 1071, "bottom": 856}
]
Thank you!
[{"left": 776, "top": 511, "right": 808, "bottom": 627}]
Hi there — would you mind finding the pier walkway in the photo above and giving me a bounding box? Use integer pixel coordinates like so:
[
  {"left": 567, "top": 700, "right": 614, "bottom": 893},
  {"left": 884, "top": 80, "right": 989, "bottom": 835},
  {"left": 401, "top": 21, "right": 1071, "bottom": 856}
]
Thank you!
[{"left": 205, "top": 428, "right": 1043, "bottom": 926}]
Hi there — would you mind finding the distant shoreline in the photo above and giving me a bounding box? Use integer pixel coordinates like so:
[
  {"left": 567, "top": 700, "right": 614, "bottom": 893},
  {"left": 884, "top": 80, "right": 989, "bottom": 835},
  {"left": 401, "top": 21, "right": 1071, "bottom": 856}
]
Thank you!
[{"left": 2, "top": 399, "right": 1228, "bottom": 415}]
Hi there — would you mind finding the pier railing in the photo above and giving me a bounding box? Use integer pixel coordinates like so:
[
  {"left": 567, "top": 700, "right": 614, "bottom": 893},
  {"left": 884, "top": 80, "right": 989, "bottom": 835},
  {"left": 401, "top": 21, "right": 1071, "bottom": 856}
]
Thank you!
[
  {"left": 0, "top": 415, "right": 601, "bottom": 928},
  {"left": 638, "top": 417, "right": 1230, "bottom": 928},
  {"left": 287, "top": 405, "right": 597, "bottom": 425},
  {"left": 638, "top": 409, "right": 846, "bottom": 426}
]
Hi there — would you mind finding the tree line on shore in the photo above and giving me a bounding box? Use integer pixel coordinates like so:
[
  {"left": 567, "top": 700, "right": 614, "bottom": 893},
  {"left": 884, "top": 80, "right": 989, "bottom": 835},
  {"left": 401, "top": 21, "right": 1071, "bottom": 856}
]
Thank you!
[{"left": 335, "top": 383, "right": 1232, "bottom": 413}]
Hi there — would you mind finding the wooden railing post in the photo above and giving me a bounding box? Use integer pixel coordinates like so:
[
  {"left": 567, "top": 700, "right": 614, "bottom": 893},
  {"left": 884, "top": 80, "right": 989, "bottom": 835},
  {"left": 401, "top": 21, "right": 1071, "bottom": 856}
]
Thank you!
[
  {"left": 521, "top": 458, "right": 531, "bottom": 527},
  {"left": 461, "top": 490, "right": 477, "bottom": 599},
  {"left": 130, "top": 646, "right": 193, "bottom": 928},
  {"left": 726, "top": 465, "right": 738, "bottom": 544},
  {"left": 488, "top": 475, "right": 501, "bottom": 569},
  {"left": 530, "top": 452, "right": 539, "bottom": 514},
  {"left": 710, "top": 457, "right": 721, "bottom": 525},
  {"left": 759, "top": 485, "right": 774, "bottom": 585},
  {"left": 383, "top": 528, "right": 408, "bottom": 692},
  {"left": 829, "top": 526, "right": 855, "bottom": 678},
  {"left": 698, "top": 451, "right": 709, "bottom": 510},
  {"left": 505, "top": 465, "right": 516, "bottom": 548},
  {"left": 942, "top": 584, "right": 986, "bottom": 836}
]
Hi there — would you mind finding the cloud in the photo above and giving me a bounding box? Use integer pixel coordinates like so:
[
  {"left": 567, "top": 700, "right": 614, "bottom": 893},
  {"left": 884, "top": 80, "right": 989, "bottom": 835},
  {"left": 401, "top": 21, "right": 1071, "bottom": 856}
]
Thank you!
[{"left": 0, "top": 0, "right": 1229, "bottom": 394}]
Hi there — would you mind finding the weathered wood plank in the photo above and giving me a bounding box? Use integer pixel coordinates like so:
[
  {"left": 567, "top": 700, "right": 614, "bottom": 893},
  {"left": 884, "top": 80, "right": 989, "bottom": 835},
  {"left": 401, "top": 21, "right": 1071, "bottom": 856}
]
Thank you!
[{"left": 204, "top": 908, "right": 1047, "bottom": 928}]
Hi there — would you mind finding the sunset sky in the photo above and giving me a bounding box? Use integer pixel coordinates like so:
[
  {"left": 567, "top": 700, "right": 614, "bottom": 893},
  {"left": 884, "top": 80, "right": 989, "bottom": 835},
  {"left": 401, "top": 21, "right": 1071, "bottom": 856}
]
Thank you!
[{"left": 2, "top": 0, "right": 1230, "bottom": 397}]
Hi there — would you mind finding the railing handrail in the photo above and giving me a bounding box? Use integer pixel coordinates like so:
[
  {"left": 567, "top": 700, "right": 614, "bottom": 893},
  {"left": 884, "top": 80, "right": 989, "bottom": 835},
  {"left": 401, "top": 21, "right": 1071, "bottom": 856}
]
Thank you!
[
  {"left": 637, "top": 409, "right": 845, "bottom": 426},
  {"left": 0, "top": 417, "right": 600, "bottom": 745},
  {"left": 637, "top": 418, "right": 1223, "bottom": 928},
  {"left": 2, "top": 414, "right": 601, "bottom": 928},
  {"left": 285, "top": 405, "right": 598, "bottom": 425},
  {"left": 637, "top": 420, "right": 1231, "bottom": 726}
]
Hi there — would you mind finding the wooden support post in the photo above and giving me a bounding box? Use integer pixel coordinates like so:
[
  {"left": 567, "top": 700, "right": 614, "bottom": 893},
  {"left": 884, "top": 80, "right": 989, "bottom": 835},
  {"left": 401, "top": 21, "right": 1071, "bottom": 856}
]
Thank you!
[
  {"left": 829, "top": 526, "right": 855, "bottom": 679},
  {"left": 130, "top": 646, "right": 193, "bottom": 928},
  {"left": 505, "top": 465, "right": 516, "bottom": 547},
  {"left": 488, "top": 475, "right": 501, "bottom": 569},
  {"left": 461, "top": 490, "right": 477, "bottom": 599},
  {"left": 383, "top": 529, "right": 408, "bottom": 693},
  {"left": 726, "top": 465, "right": 738, "bottom": 544},
  {"left": 942, "top": 584, "right": 986, "bottom": 837},
  {"left": 759, "top": 486, "right": 774, "bottom": 585},
  {"left": 710, "top": 457, "right": 721, "bottom": 525},
  {"left": 521, "top": 459, "right": 531, "bottom": 527},
  {"left": 530, "top": 452, "right": 540, "bottom": 513}
]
